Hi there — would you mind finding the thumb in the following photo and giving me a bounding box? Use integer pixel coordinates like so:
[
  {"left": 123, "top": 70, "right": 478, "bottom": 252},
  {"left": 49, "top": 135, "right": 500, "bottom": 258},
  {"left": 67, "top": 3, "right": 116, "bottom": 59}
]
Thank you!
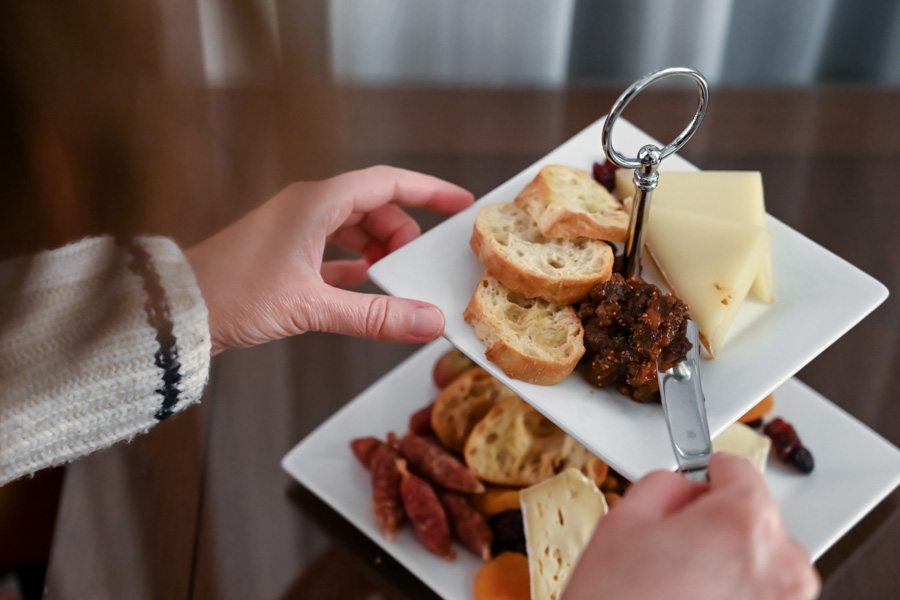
[
  {"left": 309, "top": 286, "right": 446, "bottom": 342},
  {"left": 616, "top": 470, "right": 708, "bottom": 522}
]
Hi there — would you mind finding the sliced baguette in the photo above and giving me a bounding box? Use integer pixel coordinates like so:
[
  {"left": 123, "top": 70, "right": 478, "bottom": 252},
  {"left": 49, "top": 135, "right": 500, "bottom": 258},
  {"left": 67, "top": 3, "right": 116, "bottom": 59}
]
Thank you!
[
  {"left": 463, "top": 275, "right": 584, "bottom": 386},
  {"left": 515, "top": 164, "right": 629, "bottom": 242},
  {"left": 464, "top": 395, "right": 608, "bottom": 487},
  {"left": 560, "top": 442, "right": 609, "bottom": 487},
  {"left": 471, "top": 202, "right": 614, "bottom": 304},
  {"left": 430, "top": 366, "right": 510, "bottom": 452}
]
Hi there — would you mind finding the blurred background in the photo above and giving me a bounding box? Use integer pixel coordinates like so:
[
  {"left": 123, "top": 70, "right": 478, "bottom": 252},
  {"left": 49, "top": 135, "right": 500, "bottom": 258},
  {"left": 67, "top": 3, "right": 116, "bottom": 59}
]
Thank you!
[
  {"left": 125, "top": 0, "right": 900, "bottom": 88},
  {"left": 1, "top": 2, "right": 900, "bottom": 600},
  {"left": 2, "top": 0, "right": 898, "bottom": 253},
  {"left": 303, "top": 0, "right": 900, "bottom": 88}
]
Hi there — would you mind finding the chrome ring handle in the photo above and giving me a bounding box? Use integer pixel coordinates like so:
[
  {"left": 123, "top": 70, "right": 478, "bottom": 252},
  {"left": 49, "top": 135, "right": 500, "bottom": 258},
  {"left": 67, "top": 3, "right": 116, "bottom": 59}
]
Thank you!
[
  {"left": 602, "top": 67, "right": 710, "bottom": 279},
  {"left": 601, "top": 67, "right": 709, "bottom": 170}
]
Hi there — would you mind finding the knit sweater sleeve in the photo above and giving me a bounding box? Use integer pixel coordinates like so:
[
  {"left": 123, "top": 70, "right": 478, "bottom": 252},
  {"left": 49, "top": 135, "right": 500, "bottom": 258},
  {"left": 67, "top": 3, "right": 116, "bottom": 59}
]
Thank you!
[{"left": 0, "top": 236, "right": 211, "bottom": 485}]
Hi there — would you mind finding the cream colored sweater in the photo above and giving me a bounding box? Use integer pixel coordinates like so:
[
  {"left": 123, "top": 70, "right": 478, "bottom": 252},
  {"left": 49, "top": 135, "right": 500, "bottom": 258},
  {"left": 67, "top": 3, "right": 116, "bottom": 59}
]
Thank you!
[{"left": 0, "top": 236, "right": 210, "bottom": 486}]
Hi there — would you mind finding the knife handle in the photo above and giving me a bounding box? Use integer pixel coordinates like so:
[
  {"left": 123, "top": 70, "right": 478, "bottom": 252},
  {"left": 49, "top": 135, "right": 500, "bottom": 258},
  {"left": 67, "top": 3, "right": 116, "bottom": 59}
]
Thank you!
[
  {"left": 658, "top": 321, "right": 713, "bottom": 479},
  {"left": 680, "top": 465, "right": 709, "bottom": 483}
]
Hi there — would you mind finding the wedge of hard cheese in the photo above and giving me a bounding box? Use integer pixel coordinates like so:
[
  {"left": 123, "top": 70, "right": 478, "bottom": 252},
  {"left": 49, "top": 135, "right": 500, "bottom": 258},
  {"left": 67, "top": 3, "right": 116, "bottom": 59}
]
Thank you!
[
  {"left": 712, "top": 422, "right": 773, "bottom": 473},
  {"left": 646, "top": 206, "right": 768, "bottom": 358},
  {"left": 616, "top": 169, "right": 774, "bottom": 303},
  {"left": 614, "top": 167, "right": 635, "bottom": 201},
  {"left": 521, "top": 469, "right": 608, "bottom": 600}
]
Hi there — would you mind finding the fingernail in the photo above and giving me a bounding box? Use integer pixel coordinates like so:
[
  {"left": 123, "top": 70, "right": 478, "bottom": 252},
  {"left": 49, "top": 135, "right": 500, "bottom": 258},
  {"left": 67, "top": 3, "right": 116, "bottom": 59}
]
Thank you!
[{"left": 410, "top": 307, "right": 444, "bottom": 339}]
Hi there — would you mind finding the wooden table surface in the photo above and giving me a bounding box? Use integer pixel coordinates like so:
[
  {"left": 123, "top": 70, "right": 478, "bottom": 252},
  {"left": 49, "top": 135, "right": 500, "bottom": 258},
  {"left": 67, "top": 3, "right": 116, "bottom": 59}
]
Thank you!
[{"left": 42, "top": 87, "right": 900, "bottom": 599}]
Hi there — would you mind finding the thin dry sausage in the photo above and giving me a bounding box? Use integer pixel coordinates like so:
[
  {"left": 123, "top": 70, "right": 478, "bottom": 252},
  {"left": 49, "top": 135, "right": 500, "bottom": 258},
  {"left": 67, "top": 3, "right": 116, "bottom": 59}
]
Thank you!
[
  {"left": 399, "top": 434, "right": 485, "bottom": 494},
  {"left": 370, "top": 443, "right": 405, "bottom": 540},
  {"left": 350, "top": 436, "right": 383, "bottom": 469},
  {"left": 397, "top": 459, "right": 455, "bottom": 559},
  {"left": 440, "top": 491, "right": 493, "bottom": 560},
  {"left": 408, "top": 402, "right": 436, "bottom": 437}
]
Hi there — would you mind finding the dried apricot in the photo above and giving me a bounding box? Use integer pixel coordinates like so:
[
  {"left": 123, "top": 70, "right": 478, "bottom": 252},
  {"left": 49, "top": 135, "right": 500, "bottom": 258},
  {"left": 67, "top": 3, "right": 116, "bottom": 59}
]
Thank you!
[
  {"left": 600, "top": 474, "right": 618, "bottom": 493},
  {"left": 739, "top": 394, "right": 774, "bottom": 424},
  {"left": 474, "top": 552, "right": 530, "bottom": 600},
  {"left": 604, "top": 492, "right": 623, "bottom": 510},
  {"left": 470, "top": 487, "right": 521, "bottom": 516}
]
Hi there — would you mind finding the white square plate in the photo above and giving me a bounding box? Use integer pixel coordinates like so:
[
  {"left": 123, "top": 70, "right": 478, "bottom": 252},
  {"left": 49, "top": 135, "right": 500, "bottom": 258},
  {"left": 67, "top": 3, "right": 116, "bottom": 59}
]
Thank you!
[
  {"left": 282, "top": 339, "right": 900, "bottom": 600},
  {"left": 367, "top": 116, "right": 888, "bottom": 481}
]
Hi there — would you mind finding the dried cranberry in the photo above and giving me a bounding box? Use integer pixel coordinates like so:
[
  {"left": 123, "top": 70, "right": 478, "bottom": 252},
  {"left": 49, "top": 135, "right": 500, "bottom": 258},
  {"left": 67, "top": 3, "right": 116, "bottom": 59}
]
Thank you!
[
  {"left": 592, "top": 160, "right": 618, "bottom": 192},
  {"left": 764, "top": 418, "right": 814, "bottom": 474},
  {"left": 488, "top": 510, "right": 527, "bottom": 556},
  {"left": 790, "top": 446, "right": 815, "bottom": 474}
]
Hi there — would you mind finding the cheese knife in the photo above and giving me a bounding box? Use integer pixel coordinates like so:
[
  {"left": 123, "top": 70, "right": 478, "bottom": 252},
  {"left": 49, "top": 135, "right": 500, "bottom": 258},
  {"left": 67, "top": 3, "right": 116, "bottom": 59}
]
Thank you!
[{"left": 657, "top": 320, "right": 713, "bottom": 482}]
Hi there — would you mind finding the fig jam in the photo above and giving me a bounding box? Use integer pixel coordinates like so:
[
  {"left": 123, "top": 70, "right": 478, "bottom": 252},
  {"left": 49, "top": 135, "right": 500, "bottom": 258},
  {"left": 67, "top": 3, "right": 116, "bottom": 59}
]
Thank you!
[{"left": 578, "top": 274, "right": 691, "bottom": 402}]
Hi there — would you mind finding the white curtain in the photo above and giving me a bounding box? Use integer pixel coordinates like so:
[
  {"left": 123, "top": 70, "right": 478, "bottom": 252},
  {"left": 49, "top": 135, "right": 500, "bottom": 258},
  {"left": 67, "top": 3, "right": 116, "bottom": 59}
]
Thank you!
[
  {"left": 567, "top": 0, "right": 734, "bottom": 86},
  {"left": 158, "top": 0, "right": 900, "bottom": 87},
  {"left": 719, "top": 0, "right": 837, "bottom": 85},
  {"left": 329, "top": 0, "right": 576, "bottom": 86},
  {"left": 327, "top": 0, "right": 900, "bottom": 87},
  {"left": 198, "top": 0, "right": 280, "bottom": 85}
]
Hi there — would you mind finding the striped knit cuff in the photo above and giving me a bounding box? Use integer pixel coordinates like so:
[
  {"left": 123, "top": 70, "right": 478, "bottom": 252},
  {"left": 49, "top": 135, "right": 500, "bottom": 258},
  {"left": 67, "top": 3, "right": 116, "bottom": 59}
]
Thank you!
[
  {"left": 0, "top": 236, "right": 211, "bottom": 485},
  {"left": 118, "top": 237, "right": 209, "bottom": 421}
]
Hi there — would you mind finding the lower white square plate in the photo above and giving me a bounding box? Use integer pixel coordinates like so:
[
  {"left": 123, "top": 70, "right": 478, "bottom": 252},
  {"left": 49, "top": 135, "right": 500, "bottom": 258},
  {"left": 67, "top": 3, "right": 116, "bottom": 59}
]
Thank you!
[
  {"left": 367, "top": 116, "right": 888, "bottom": 482},
  {"left": 282, "top": 339, "right": 900, "bottom": 600}
]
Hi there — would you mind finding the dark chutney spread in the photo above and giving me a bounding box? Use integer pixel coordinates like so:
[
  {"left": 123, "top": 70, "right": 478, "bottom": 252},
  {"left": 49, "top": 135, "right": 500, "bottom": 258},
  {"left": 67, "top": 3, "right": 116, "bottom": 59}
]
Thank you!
[{"left": 577, "top": 274, "right": 692, "bottom": 403}]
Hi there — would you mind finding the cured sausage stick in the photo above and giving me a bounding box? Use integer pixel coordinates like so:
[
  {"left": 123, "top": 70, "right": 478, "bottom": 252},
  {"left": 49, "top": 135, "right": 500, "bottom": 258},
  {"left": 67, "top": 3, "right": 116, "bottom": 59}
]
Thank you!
[
  {"left": 397, "top": 459, "right": 455, "bottom": 559},
  {"left": 399, "top": 434, "right": 485, "bottom": 494}
]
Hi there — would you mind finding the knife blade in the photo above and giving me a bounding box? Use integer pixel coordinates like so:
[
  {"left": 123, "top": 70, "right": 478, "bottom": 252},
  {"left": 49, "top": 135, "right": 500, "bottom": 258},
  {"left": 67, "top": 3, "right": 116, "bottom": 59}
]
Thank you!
[{"left": 657, "top": 320, "right": 713, "bottom": 482}]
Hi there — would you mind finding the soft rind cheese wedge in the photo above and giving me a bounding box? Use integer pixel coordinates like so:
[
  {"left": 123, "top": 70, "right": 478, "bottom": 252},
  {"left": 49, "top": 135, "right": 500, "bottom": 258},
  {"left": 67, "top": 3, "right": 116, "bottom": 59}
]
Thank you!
[
  {"left": 616, "top": 169, "right": 774, "bottom": 303},
  {"left": 712, "top": 422, "right": 773, "bottom": 473},
  {"left": 520, "top": 469, "right": 608, "bottom": 600},
  {"left": 646, "top": 206, "right": 768, "bottom": 358}
]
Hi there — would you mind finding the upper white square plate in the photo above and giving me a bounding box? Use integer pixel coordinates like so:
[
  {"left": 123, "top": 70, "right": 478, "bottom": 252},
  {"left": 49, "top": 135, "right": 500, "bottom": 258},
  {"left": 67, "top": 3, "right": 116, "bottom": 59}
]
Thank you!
[
  {"left": 367, "top": 116, "right": 888, "bottom": 481},
  {"left": 282, "top": 339, "right": 900, "bottom": 600}
]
